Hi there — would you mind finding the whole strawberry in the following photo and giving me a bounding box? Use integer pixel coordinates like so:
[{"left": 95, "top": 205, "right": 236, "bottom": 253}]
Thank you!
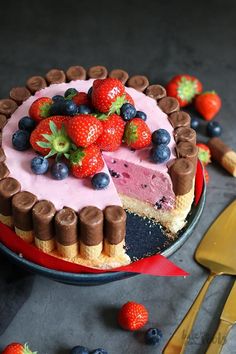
[
  {"left": 92, "top": 78, "right": 126, "bottom": 114},
  {"left": 124, "top": 118, "right": 151, "bottom": 149},
  {"left": 96, "top": 114, "right": 125, "bottom": 151},
  {"left": 67, "top": 114, "right": 103, "bottom": 148},
  {"left": 166, "top": 75, "right": 202, "bottom": 107},
  {"left": 29, "top": 97, "right": 53, "bottom": 122},
  {"left": 2, "top": 342, "right": 37, "bottom": 354},
  {"left": 118, "top": 301, "right": 149, "bottom": 331},
  {"left": 72, "top": 92, "right": 90, "bottom": 106},
  {"left": 197, "top": 143, "right": 211, "bottom": 166},
  {"left": 70, "top": 144, "right": 104, "bottom": 178},
  {"left": 195, "top": 91, "right": 221, "bottom": 120},
  {"left": 30, "top": 116, "right": 71, "bottom": 158}
]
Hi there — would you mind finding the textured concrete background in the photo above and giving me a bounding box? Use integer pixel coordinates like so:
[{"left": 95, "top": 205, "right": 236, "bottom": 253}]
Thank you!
[{"left": 0, "top": 0, "right": 236, "bottom": 353}]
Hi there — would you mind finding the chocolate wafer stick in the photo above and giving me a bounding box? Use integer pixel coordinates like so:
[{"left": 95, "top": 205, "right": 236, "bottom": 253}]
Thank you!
[{"left": 208, "top": 137, "right": 236, "bottom": 177}]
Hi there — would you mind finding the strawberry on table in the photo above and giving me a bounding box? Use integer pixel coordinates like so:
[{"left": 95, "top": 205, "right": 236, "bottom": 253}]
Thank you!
[
  {"left": 196, "top": 143, "right": 211, "bottom": 166},
  {"left": 66, "top": 114, "right": 103, "bottom": 148},
  {"left": 70, "top": 144, "right": 104, "bottom": 178},
  {"left": 30, "top": 116, "right": 71, "bottom": 158},
  {"left": 118, "top": 301, "right": 149, "bottom": 331},
  {"left": 29, "top": 97, "right": 53, "bottom": 122},
  {"left": 92, "top": 78, "right": 126, "bottom": 114},
  {"left": 166, "top": 74, "right": 202, "bottom": 107},
  {"left": 195, "top": 91, "right": 222, "bottom": 120},
  {"left": 124, "top": 118, "right": 151, "bottom": 149},
  {"left": 96, "top": 114, "right": 125, "bottom": 151},
  {"left": 2, "top": 342, "right": 37, "bottom": 354}
]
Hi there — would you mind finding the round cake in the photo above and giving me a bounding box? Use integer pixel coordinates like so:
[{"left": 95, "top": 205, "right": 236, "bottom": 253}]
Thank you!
[{"left": 0, "top": 65, "right": 198, "bottom": 269}]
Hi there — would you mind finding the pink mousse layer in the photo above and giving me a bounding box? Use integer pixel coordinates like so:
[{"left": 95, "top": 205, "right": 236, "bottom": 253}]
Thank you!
[{"left": 2, "top": 79, "right": 175, "bottom": 212}]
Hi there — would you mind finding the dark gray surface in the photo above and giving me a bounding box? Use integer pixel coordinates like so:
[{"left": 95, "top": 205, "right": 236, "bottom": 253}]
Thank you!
[{"left": 0, "top": 0, "right": 236, "bottom": 353}]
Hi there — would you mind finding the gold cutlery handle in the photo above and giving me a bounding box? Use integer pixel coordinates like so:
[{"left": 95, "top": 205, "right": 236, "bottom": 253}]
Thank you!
[
  {"left": 206, "top": 320, "right": 232, "bottom": 354},
  {"left": 163, "top": 272, "right": 216, "bottom": 354}
]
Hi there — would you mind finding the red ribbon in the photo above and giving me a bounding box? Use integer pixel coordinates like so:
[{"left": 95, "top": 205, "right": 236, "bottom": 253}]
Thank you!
[{"left": 194, "top": 160, "right": 204, "bottom": 206}]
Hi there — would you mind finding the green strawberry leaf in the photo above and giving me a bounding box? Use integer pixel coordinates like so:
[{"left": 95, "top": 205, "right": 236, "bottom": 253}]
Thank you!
[
  {"left": 42, "top": 133, "right": 53, "bottom": 142},
  {"left": 49, "top": 120, "right": 58, "bottom": 135},
  {"left": 64, "top": 153, "right": 70, "bottom": 159},
  {"left": 70, "top": 148, "right": 85, "bottom": 166},
  {"left": 40, "top": 103, "right": 51, "bottom": 118},
  {"left": 124, "top": 123, "right": 138, "bottom": 145},
  {"left": 45, "top": 149, "right": 57, "bottom": 159},
  {"left": 36, "top": 141, "right": 51, "bottom": 148},
  {"left": 109, "top": 94, "right": 126, "bottom": 115}
]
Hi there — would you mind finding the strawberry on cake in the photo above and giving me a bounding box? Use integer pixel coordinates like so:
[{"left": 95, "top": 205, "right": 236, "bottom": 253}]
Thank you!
[{"left": 0, "top": 65, "right": 198, "bottom": 269}]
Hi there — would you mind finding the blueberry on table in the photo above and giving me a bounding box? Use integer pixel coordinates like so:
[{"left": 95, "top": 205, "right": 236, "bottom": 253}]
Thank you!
[
  {"left": 64, "top": 87, "right": 78, "bottom": 99},
  {"left": 150, "top": 144, "right": 171, "bottom": 163},
  {"left": 77, "top": 105, "right": 92, "bottom": 114},
  {"left": 152, "top": 129, "right": 171, "bottom": 145},
  {"left": 135, "top": 110, "right": 147, "bottom": 121},
  {"left": 190, "top": 117, "right": 200, "bottom": 130},
  {"left": 121, "top": 103, "right": 137, "bottom": 121},
  {"left": 145, "top": 328, "right": 163, "bottom": 345},
  {"left": 52, "top": 95, "right": 64, "bottom": 102},
  {"left": 18, "top": 116, "right": 36, "bottom": 132},
  {"left": 207, "top": 121, "right": 222, "bottom": 137},
  {"left": 12, "top": 130, "right": 30, "bottom": 151},
  {"left": 70, "top": 346, "right": 90, "bottom": 354},
  {"left": 31, "top": 156, "right": 49, "bottom": 175},
  {"left": 90, "top": 349, "right": 108, "bottom": 354},
  {"left": 91, "top": 172, "right": 110, "bottom": 189},
  {"left": 51, "top": 162, "right": 69, "bottom": 180},
  {"left": 63, "top": 100, "right": 78, "bottom": 115}
]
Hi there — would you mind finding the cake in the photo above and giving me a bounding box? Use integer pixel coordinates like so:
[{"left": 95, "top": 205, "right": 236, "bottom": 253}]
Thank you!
[{"left": 0, "top": 65, "right": 198, "bottom": 269}]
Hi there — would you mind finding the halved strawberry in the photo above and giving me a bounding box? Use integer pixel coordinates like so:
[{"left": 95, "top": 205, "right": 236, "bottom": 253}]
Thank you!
[
  {"left": 66, "top": 114, "right": 103, "bottom": 148},
  {"left": 72, "top": 92, "right": 90, "bottom": 106},
  {"left": 96, "top": 114, "right": 125, "bottom": 151},
  {"left": 70, "top": 144, "right": 104, "bottom": 178},
  {"left": 166, "top": 75, "right": 202, "bottom": 107},
  {"left": 92, "top": 78, "right": 126, "bottom": 114},
  {"left": 124, "top": 118, "right": 151, "bottom": 149},
  {"left": 30, "top": 116, "right": 72, "bottom": 158},
  {"left": 29, "top": 97, "right": 53, "bottom": 122},
  {"left": 2, "top": 342, "right": 37, "bottom": 354}
]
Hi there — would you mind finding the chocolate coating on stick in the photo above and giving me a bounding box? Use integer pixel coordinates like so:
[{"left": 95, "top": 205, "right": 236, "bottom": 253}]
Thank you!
[
  {"left": 9, "top": 87, "right": 31, "bottom": 105},
  {"left": 0, "top": 148, "right": 6, "bottom": 162},
  {"left": 208, "top": 137, "right": 231, "bottom": 162},
  {"left": 12, "top": 191, "right": 37, "bottom": 231},
  {"left": 0, "top": 114, "right": 7, "bottom": 130},
  {"left": 26, "top": 76, "right": 47, "bottom": 93},
  {"left": 79, "top": 206, "right": 103, "bottom": 246},
  {"left": 146, "top": 85, "right": 166, "bottom": 101},
  {"left": 45, "top": 69, "right": 66, "bottom": 84},
  {"left": 168, "top": 111, "right": 191, "bottom": 129},
  {"left": 66, "top": 65, "right": 86, "bottom": 81},
  {"left": 55, "top": 207, "right": 78, "bottom": 246},
  {"left": 0, "top": 177, "right": 21, "bottom": 216},
  {"left": 169, "top": 158, "right": 195, "bottom": 195},
  {"left": 33, "top": 200, "right": 56, "bottom": 241},
  {"left": 176, "top": 141, "right": 198, "bottom": 171},
  {"left": 104, "top": 206, "right": 126, "bottom": 245},
  {"left": 174, "top": 127, "right": 196, "bottom": 145},
  {"left": 158, "top": 97, "right": 180, "bottom": 114},
  {"left": 87, "top": 65, "right": 108, "bottom": 79},
  {"left": 0, "top": 163, "right": 9, "bottom": 180},
  {"left": 109, "top": 69, "right": 129, "bottom": 84},
  {"left": 127, "top": 75, "right": 149, "bottom": 92},
  {"left": 0, "top": 99, "right": 18, "bottom": 117}
]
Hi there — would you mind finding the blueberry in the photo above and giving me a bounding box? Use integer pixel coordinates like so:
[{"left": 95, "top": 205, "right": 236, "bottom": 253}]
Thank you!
[
  {"left": 121, "top": 103, "right": 136, "bottom": 121},
  {"left": 150, "top": 145, "right": 171, "bottom": 163},
  {"left": 52, "top": 95, "right": 64, "bottom": 102},
  {"left": 190, "top": 117, "right": 200, "bottom": 130},
  {"left": 51, "top": 162, "right": 69, "bottom": 180},
  {"left": 207, "top": 121, "right": 222, "bottom": 137},
  {"left": 50, "top": 101, "right": 65, "bottom": 116},
  {"left": 31, "top": 156, "right": 49, "bottom": 175},
  {"left": 77, "top": 105, "right": 92, "bottom": 114},
  {"left": 12, "top": 130, "right": 30, "bottom": 151},
  {"left": 91, "top": 172, "right": 110, "bottom": 189},
  {"left": 18, "top": 116, "right": 36, "bottom": 132},
  {"left": 62, "top": 100, "right": 78, "bottom": 116},
  {"left": 152, "top": 129, "right": 171, "bottom": 145},
  {"left": 145, "top": 328, "right": 163, "bottom": 345},
  {"left": 135, "top": 110, "right": 147, "bottom": 121},
  {"left": 70, "top": 346, "right": 89, "bottom": 354},
  {"left": 87, "top": 87, "right": 93, "bottom": 99},
  {"left": 64, "top": 88, "right": 78, "bottom": 99},
  {"left": 90, "top": 349, "right": 108, "bottom": 354}
]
